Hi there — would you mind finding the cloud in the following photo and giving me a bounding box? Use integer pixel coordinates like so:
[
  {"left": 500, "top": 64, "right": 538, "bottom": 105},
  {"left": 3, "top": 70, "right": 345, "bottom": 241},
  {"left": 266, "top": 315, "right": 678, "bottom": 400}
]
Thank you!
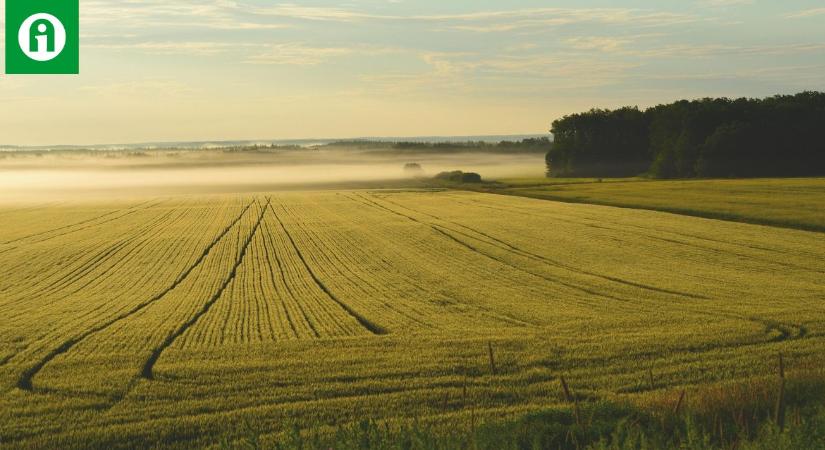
[
  {"left": 86, "top": 41, "right": 263, "bottom": 56},
  {"left": 77, "top": 79, "right": 197, "bottom": 97},
  {"left": 642, "top": 63, "right": 825, "bottom": 85},
  {"left": 623, "top": 42, "right": 825, "bottom": 58},
  {"left": 245, "top": 4, "right": 701, "bottom": 32},
  {"left": 784, "top": 8, "right": 825, "bottom": 19},
  {"left": 74, "top": 1, "right": 708, "bottom": 41},
  {"left": 697, "top": 0, "right": 753, "bottom": 7},
  {"left": 355, "top": 49, "right": 639, "bottom": 100},
  {"left": 81, "top": 0, "right": 291, "bottom": 30},
  {"left": 86, "top": 38, "right": 391, "bottom": 64},
  {"left": 566, "top": 37, "right": 635, "bottom": 52},
  {"left": 245, "top": 44, "right": 353, "bottom": 65},
  {"left": 445, "top": 9, "right": 700, "bottom": 32},
  {"left": 244, "top": 44, "right": 395, "bottom": 65},
  {"left": 250, "top": 4, "right": 380, "bottom": 22}
]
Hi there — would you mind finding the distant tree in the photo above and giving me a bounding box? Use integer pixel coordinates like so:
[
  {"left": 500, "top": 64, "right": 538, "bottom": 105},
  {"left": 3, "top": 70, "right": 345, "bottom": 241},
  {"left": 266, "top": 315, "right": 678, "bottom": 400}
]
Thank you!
[
  {"left": 434, "top": 171, "right": 482, "bottom": 183},
  {"left": 695, "top": 121, "right": 756, "bottom": 177},
  {"left": 403, "top": 163, "right": 424, "bottom": 176},
  {"left": 548, "top": 107, "right": 649, "bottom": 177},
  {"left": 461, "top": 172, "right": 482, "bottom": 183},
  {"left": 547, "top": 91, "right": 825, "bottom": 178}
]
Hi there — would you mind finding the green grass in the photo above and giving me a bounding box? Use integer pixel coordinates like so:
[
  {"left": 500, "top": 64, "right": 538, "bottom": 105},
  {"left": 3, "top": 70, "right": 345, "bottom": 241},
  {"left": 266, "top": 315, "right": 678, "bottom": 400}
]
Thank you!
[
  {"left": 252, "top": 404, "right": 825, "bottom": 450},
  {"left": 470, "top": 177, "right": 825, "bottom": 232},
  {"left": 225, "top": 373, "right": 825, "bottom": 449}
]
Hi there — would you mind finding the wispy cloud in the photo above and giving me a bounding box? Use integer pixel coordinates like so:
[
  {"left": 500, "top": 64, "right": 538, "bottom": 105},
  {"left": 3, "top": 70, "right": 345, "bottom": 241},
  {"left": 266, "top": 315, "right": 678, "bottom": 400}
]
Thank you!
[
  {"left": 81, "top": 0, "right": 291, "bottom": 30},
  {"left": 74, "top": 1, "right": 710, "bottom": 40},
  {"left": 245, "top": 44, "right": 396, "bottom": 65},
  {"left": 245, "top": 44, "right": 353, "bottom": 65},
  {"left": 250, "top": 4, "right": 380, "bottom": 21},
  {"left": 623, "top": 42, "right": 825, "bottom": 58},
  {"left": 356, "top": 49, "right": 638, "bottom": 100},
  {"left": 697, "top": 0, "right": 753, "bottom": 7},
  {"left": 442, "top": 9, "right": 700, "bottom": 31},
  {"left": 784, "top": 8, "right": 825, "bottom": 19},
  {"left": 86, "top": 38, "right": 395, "bottom": 64},
  {"left": 86, "top": 41, "right": 263, "bottom": 56},
  {"left": 566, "top": 36, "right": 636, "bottom": 52},
  {"left": 643, "top": 63, "right": 825, "bottom": 85},
  {"left": 78, "top": 79, "right": 197, "bottom": 97}
]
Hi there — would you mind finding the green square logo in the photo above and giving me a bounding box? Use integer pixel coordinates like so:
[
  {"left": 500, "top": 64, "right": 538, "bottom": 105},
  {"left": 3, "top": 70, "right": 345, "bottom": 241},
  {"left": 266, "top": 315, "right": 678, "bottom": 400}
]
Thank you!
[{"left": 5, "top": 0, "right": 79, "bottom": 74}]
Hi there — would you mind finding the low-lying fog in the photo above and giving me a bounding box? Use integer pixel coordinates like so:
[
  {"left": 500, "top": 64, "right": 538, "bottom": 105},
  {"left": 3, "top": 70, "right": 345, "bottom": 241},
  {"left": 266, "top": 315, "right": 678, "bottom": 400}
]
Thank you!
[{"left": 0, "top": 147, "right": 545, "bottom": 203}]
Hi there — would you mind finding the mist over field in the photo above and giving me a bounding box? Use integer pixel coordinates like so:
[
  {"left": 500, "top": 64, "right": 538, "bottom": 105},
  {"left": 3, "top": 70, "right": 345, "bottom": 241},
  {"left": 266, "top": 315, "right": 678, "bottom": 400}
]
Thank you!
[{"left": 0, "top": 147, "right": 544, "bottom": 202}]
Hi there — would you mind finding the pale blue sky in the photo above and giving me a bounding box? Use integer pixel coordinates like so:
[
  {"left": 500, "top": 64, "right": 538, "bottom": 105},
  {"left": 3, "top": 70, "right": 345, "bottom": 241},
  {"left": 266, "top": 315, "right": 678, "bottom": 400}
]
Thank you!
[{"left": 1, "top": 0, "right": 824, "bottom": 145}]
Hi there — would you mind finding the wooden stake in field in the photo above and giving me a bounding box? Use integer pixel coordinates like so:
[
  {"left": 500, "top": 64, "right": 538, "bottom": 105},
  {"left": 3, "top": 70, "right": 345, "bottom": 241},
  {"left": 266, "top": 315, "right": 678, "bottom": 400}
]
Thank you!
[
  {"left": 487, "top": 342, "right": 496, "bottom": 375},
  {"left": 560, "top": 375, "right": 573, "bottom": 403},
  {"left": 462, "top": 375, "right": 468, "bottom": 407},
  {"left": 774, "top": 353, "right": 786, "bottom": 431},
  {"left": 673, "top": 390, "right": 686, "bottom": 415},
  {"left": 560, "top": 375, "right": 581, "bottom": 426}
]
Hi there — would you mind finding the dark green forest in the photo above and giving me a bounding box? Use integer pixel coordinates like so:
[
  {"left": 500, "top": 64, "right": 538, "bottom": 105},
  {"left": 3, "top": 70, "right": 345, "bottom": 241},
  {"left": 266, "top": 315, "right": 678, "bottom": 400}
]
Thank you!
[{"left": 547, "top": 92, "right": 825, "bottom": 178}]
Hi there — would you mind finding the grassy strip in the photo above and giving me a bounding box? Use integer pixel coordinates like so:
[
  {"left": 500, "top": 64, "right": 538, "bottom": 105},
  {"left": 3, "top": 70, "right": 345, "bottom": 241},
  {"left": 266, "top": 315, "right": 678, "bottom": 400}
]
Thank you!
[
  {"left": 494, "top": 189, "right": 825, "bottom": 233},
  {"left": 221, "top": 370, "right": 825, "bottom": 449},
  {"left": 455, "top": 178, "right": 825, "bottom": 233}
]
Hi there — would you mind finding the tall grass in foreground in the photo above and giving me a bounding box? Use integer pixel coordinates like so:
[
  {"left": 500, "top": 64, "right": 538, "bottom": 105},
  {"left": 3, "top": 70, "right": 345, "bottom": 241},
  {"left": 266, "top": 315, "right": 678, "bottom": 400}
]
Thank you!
[{"left": 219, "top": 368, "right": 825, "bottom": 450}]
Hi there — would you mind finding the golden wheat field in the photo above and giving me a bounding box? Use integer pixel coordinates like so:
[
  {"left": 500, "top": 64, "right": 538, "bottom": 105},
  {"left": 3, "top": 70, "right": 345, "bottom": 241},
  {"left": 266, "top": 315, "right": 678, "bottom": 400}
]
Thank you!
[{"left": 1, "top": 190, "right": 824, "bottom": 448}]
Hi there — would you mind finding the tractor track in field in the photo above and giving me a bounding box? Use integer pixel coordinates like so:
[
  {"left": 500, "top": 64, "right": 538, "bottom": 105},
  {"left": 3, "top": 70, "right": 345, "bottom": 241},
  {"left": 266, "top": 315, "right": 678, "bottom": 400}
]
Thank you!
[
  {"left": 332, "top": 196, "right": 541, "bottom": 328},
  {"left": 1, "top": 199, "right": 160, "bottom": 246},
  {"left": 260, "top": 218, "right": 319, "bottom": 339},
  {"left": 268, "top": 201, "right": 387, "bottom": 336},
  {"left": 349, "top": 195, "right": 810, "bottom": 346},
  {"left": 374, "top": 193, "right": 808, "bottom": 345},
  {"left": 256, "top": 219, "right": 294, "bottom": 339},
  {"left": 35, "top": 206, "right": 187, "bottom": 305},
  {"left": 350, "top": 194, "right": 633, "bottom": 304},
  {"left": 1, "top": 234, "right": 138, "bottom": 299},
  {"left": 644, "top": 234, "right": 825, "bottom": 275},
  {"left": 0, "top": 352, "right": 17, "bottom": 366},
  {"left": 0, "top": 201, "right": 171, "bottom": 299},
  {"left": 31, "top": 333, "right": 824, "bottom": 437},
  {"left": 13, "top": 200, "right": 256, "bottom": 389},
  {"left": 374, "top": 195, "right": 709, "bottom": 301},
  {"left": 3, "top": 206, "right": 182, "bottom": 312},
  {"left": 278, "top": 200, "right": 436, "bottom": 331},
  {"left": 140, "top": 198, "right": 271, "bottom": 380},
  {"left": 344, "top": 194, "right": 572, "bottom": 303},
  {"left": 2, "top": 201, "right": 204, "bottom": 312},
  {"left": 0, "top": 207, "right": 186, "bottom": 365},
  {"left": 1, "top": 203, "right": 204, "bottom": 344},
  {"left": 0, "top": 203, "right": 216, "bottom": 352},
  {"left": 451, "top": 197, "right": 824, "bottom": 275},
  {"left": 2, "top": 230, "right": 162, "bottom": 318},
  {"left": 365, "top": 195, "right": 810, "bottom": 344},
  {"left": 0, "top": 202, "right": 60, "bottom": 218}
]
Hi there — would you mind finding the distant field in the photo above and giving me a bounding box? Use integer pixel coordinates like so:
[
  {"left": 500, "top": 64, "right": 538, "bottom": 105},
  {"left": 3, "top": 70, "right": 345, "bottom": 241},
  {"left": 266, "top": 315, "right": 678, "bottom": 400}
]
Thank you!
[
  {"left": 1, "top": 190, "right": 824, "bottom": 448},
  {"left": 482, "top": 177, "right": 825, "bottom": 232}
]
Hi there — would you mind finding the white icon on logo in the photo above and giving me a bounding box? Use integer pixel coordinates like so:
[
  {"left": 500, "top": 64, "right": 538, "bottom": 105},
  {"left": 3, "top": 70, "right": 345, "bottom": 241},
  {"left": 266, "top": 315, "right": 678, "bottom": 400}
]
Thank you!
[{"left": 18, "top": 13, "right": 67, "bottom": 62}]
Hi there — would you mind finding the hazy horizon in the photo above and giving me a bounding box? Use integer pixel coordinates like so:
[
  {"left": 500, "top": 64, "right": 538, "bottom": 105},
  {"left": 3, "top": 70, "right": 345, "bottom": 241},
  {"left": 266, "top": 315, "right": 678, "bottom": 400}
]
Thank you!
[
  {"left": 0, "top": 133, "right": 549, "bottom": 150},
  {"left": 1, "top": 1, "right": 823, "bottom": 146}
]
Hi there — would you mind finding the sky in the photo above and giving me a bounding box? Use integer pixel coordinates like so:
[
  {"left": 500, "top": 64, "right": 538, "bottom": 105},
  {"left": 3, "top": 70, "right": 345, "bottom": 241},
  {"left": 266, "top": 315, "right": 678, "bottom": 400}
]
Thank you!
[{"left": 0, "top": 0, "right": 824, "bottom": 146}]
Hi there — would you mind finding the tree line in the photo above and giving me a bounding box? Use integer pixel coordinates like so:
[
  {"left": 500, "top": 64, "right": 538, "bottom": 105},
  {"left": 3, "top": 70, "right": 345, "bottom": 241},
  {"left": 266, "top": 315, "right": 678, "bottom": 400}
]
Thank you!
[
  {"left": 394, "top": 137, "right": 551, "bottom": 154},
  {"left": 547, "top": 92, "right": 825, "bottom": 178}
]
